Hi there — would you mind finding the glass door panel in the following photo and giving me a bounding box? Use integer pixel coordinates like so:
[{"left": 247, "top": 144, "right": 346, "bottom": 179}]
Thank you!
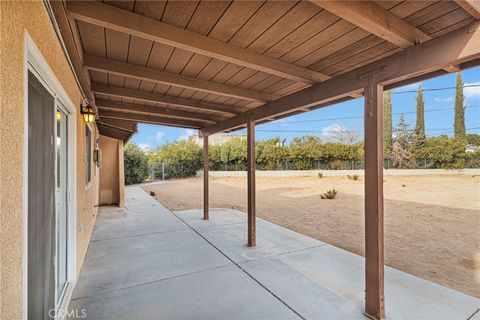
[{"left": 55, "top": 108, "right": 68, "bottom": 300}]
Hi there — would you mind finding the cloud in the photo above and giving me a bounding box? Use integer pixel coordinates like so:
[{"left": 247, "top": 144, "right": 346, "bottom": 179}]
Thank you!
[
  {"left": 137, "top": 143, "right": 151, "bottom": 152},
  {"left": 178, "top": 128, "right": 197, "bottom": 141},
  {"left": 464, "top": 81, "right": 480, "bottom": 103},
  {"left": 434, "top": 96, "right": 454, "bottom": 104},
  {"left": 155, "top": 130, "right": 165, "bottom": 143}
]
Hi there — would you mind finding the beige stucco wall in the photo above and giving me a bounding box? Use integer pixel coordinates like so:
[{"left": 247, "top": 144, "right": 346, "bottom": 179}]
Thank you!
[
  {"left": 0, "top": 2, "right": 100, "bottom": 319},
  {"left": 99, "top": 135, "right": 121, "bottom": 205}
]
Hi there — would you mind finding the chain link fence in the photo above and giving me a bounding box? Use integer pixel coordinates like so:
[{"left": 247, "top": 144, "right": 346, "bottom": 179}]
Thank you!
[{"left": 149, "top": 157, "right": 480, "bottom": 180}]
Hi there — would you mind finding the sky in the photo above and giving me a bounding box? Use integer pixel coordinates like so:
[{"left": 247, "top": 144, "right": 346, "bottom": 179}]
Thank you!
[{"left": 131, "top": 67, "right": 480, "bottom": 151}]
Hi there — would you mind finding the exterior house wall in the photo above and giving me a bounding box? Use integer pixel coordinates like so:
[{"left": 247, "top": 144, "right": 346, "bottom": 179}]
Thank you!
[
  {"left": 0, "top": 2, "right": 100, "bottom": 319},
  {"left": 99, "top": 135, "right": 122, "bottom": 206}
]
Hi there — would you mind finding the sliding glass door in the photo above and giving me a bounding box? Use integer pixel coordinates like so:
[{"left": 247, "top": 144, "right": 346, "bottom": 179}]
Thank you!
[{"left": 55, "top": 107, "right": 68, "bottom": 302}]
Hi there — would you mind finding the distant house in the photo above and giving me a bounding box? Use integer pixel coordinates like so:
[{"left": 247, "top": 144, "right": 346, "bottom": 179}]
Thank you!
[
  {"left": 193, "top": 133, "right": 246, "bottom": 146},
  {"left": 465, "top": 144, "right": 480, "bottom": 153}
]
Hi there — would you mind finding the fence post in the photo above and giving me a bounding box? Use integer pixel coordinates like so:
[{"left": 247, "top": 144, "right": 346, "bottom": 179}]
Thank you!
[{"left": 162, "top": 162, "right": 165, "bottom": 181}]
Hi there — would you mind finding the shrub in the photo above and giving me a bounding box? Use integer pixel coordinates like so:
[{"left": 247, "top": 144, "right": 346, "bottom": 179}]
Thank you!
[
  {"left": 149, "top": 138, "right": 202, "bottom": 178},
  {"left": 348, "top": 174, "right": 360, "bottom": 181},
  {"left": 256, "top": 137, "right": 288, "bottom": 170},
  {"left": 124, "top": 143, "right": 149, "bottom": 185},
  {"left": 318, "top": 172, "right": 324, "bottom": 178},
  {"left": 328, "top": 160, "right": 350, "bottom": 170},
  {"left": 413, "top": 136, "right": 466, "bottom": 169},
  {"left": 321, "top": 189, "right": 338, "bottom": 199}
]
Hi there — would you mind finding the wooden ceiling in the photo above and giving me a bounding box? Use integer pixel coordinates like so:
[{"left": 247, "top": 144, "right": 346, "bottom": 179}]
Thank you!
[{"left": 50, "top": 0, "right": 480, "bottom": 141}]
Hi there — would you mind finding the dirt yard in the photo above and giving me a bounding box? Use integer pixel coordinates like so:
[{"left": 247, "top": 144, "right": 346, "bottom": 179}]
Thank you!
[{"left": 143, "top": 174, "right": 480, "bottom": 297}]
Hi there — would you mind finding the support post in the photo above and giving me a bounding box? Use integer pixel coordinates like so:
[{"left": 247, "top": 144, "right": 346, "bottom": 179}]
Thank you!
[
  {"left": 203, "top": 134, "right": 209, "bottom": 220},
  {"left": 364, "top": 81, "right": 385, "bottom": 320},
  {"left": 247, "top": 120, "right": 256, "bottom": 247}
]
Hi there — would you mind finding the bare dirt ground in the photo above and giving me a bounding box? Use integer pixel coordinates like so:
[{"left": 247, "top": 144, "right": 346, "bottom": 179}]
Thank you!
[{"left": 144, "top": 175, "right": 480, "bottom": 297}]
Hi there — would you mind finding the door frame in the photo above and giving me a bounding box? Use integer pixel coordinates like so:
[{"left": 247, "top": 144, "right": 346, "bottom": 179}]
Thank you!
[{"left": 23, "top": 31, "right": 77, "bottom": 319}]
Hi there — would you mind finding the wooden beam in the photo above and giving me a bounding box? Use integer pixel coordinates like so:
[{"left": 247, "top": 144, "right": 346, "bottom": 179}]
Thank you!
[
  {"left": 310, "top": 1, "right": 430, "bottom": 48},
  {"left": 98, "top": 118, "right": 137, "bottom": 132},
  {"left": 67, "top": 1, "right": 329, "bottom": 84},
  {"left": 97, "top": 125, "right": 132, "bottom": 141},
  {"left": 83, "top": 55, "right": 277, "bottom": 102},
  {"left": 204, "top": 22, "right": 480, "bottom": 134},
  {"left": 203, "top": 135, "right": 209, "bottom": 220},
  {"left": 96, "top": 99, "right": 220, "bottom": 123},
  {"left": 99, "top": 109, "right": 205, "bottom": 129},
  {"left": 444, "top": 64, "right": 461, "bottom": 73},
  {"left": 49, "top": 1, "right": 95, "bottom": 103},
  {"left": 91, "top": 83, "right": 240, "bottom": 116},
  {"left": 455, "top": 0, "right": 480, "bottom": 20},
  {"left": 97, "top": 121, "right": 134, "bottom": 134},
  {"left": 247, "top": 120, "right": 256, "bottom": 247},
  {"left": 364, "top": 81, "right": 385, "bottom": 320}
]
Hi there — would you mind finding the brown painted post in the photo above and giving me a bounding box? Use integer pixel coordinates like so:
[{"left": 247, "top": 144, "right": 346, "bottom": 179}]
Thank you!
[
  {"left": 364, "top": 81, "right": 385, "bottom": 320},
  {"left": 203, "top": 134, "right": 209, "bottom": 220},
  {"left": 247, "top": 120, "right": 256, "bottom": 247}
]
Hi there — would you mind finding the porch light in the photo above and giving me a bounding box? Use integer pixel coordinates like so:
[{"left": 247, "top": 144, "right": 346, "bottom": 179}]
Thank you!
[{"left": 81, "top": 103, "right": 95, "bottom": 124}]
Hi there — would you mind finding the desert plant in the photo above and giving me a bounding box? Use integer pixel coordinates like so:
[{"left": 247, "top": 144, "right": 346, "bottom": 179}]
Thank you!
[
  {"left": 321, "top": 189, "right": 338, "bottom": 199},
  {"left": 348, "top": 174, "right": 360, "bottom": 181},
  {"left": 318, "top": 172, "right": 324, "bottom": 178}
]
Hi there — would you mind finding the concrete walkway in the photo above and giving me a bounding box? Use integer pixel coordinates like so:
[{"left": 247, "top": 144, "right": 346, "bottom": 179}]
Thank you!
[{"left": 68, "top": 186, "right": 479, "bottom": 320}]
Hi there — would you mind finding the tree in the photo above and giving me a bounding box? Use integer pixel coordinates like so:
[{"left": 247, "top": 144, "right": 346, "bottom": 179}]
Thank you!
[
  {"left": 415, "top": 136, "right": 466, "bottom": 169},
  {"left": 391, "top": 141, "right": 410, "bottom": 168},
  {"left": 394, "top": 113, "right": 413, "bottom": 148},
  {"left": 466, "top": 133, "right": 480, "bottom": 145},
  {"left": 415, "top": 84, "right": 425, "bottom": 139},
  {"left": 454, "top": 72, "right": 466, "bottom": 140},
  {"left": 124, "top": 143, "right": 149, "bottom": 185},
  {"left": 322, "top": 124, "right": 359, "bottom": 144},
  {"left": 383, "top": 90, "right": 393, "bottom": 155},
  {"left": 256, "top": 137, "right": 289, "bottom": 170},
  {"left": 150, "top": 138, "right": 202, "bottom": 178},
  {"left": 288, "top": 136, "right": 322, "bottom": 170}
]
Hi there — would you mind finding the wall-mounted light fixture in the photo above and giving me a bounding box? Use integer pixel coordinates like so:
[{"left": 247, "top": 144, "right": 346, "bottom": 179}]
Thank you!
[{"left": 80, "top": 101, "right": 96, "bottom": 124}]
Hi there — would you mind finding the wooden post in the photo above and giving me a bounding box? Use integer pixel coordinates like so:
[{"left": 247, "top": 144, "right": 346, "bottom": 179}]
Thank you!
[
  {"left": 364, "top": 81, "right": 385, "bottom": 320},
  {"left": 203, "top": 134, "right": 209, "bottom": 220},
  {"left": 247, "top": 120, "right": 256, "bottom": 247}
]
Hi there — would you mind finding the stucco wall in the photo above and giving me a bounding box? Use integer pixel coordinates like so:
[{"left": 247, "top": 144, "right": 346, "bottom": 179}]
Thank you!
[
  {"left": 0, "top": 2, "right": 99, "bottom": 319},
  {"left": 99, "top": 135, "right": 121, "bottom": 205}
]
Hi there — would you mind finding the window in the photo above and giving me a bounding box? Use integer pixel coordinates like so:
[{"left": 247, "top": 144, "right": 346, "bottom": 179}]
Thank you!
[{"left": 85, "top": 124, "right": 92, "bottom": 186}]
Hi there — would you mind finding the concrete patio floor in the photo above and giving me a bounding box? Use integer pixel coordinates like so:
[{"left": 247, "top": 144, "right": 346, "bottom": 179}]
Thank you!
[{"left": 68, "top": 186, "right": 479, "bottom": 320}]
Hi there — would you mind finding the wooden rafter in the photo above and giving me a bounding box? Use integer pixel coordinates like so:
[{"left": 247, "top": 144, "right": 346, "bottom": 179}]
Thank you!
[
  {"left": 96, "top": 99, "right": 221, "bottom": 123},
  {"left": 83, "top": 55, "right": 278, "bottom": 102},
  {"left": 49, "top": 1, "right": 95, "bottom": 104},
  {"left": 97, "top": 121, "right": 134, "bottom": 134},
  {"left": 455, "top": 0, "right": 480, "bottom": 20},
  {"left": 99, "top": 109, "right": 205, "bottom": 129},
  {"left": 67, "top": 1, "right": 329, "bottom": 84},
  {"left": 91, "top": 83, "right": 241, "bottom": 116},
  {"left": 97, "top": 124, "right": 132, "bottom": 140},
  {"left": 98, "top": 118, "right": 137, "bottom": 132},
  {"left": 205, "top": 22, "right": 480, "bottom": 134},
  {"left": 310, "top": 1, "right": 431, "bottom": 48}
]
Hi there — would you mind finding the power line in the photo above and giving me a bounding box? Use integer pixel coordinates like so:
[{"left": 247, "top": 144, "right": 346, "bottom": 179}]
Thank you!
[
  {"left": 391, "top": 84, "right": 480, "bottom": 94},
  {"left": 265, "top": 105, "right": 480, "bottom": 125},
  {"left": 257, "top": 126, "right": 480, "bottom": 135}
]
